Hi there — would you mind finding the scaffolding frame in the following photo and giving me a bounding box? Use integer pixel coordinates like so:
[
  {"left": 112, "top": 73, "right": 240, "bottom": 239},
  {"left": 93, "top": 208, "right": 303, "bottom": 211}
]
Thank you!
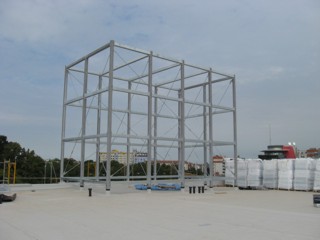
[{"left": 60, "top": 40, "right": 237, "bottom": 191}]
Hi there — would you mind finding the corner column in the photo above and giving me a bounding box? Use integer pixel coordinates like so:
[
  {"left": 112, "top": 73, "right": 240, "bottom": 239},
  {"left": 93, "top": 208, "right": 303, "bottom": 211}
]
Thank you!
[
  {"left": 147, "top": 51, "right": 153, "bottom": 189},
  {"left": 179, "top": 61, "right": 185, "bottom": 188},
  {"left": 60, "top": 67, "right": 68, "bottom": 182},
  {"left": 106, "top": 40, "right": 115, "bottom": 192},
  {"left": 208, "top": 69, "right": 214, "bottom": 188},
  {"left": 80, "top": 57, "right": 89, "bottom": 188},
  {"left": 232, "top": 76, "right": 238, "bottom": 186}
]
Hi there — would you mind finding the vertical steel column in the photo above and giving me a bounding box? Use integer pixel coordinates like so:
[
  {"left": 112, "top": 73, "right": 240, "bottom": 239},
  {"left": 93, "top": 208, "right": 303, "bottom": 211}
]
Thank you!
[
  {"left": 208, "top": 69, "right": 214, "bottom": 188},
  {"left": 80, "top": 58, "right": 89, "bottom": 187},
  {"left": 60, "top": 67, "right": 68, "bottom": 182},
  {"left": 232, "top": 76, "right": 238, "bottom": 186},
  {"left": 153, "top": 87, "right": 158, "bottom": 181},
  {"left": 127, "top": 81, "right": 132, "bottom": 181},
  {"left": 95, "top": 75, "right": 102, "bottom": 181},
  {"left": 178, "top": 89, "right": 181, "bottom": 178},
  {"left": 106, "top": 40, "right": 114, "bottom": 191},
  {"left": 179, "top": 61, "right": 185, "bottom": 188},
  {"left": 147, "top": 51, "right": 153, "bottom": 189},
  {"left": 203, "top": 85, "right": 208, "bottom": 182}
]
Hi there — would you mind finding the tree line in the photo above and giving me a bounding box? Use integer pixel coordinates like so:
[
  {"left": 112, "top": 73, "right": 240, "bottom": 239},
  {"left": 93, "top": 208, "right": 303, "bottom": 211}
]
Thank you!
[{"left": 0, "top": 135, "right": 203, "bottom": 184}]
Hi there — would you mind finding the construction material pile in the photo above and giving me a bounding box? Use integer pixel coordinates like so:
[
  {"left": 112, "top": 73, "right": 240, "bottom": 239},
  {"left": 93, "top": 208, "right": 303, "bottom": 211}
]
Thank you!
[
  {"left": 293, "top": 158, "right": 315, "bottom": 191},
  {"left": 247, "top": 159, "right": 263, "bottom": 187},
  {"left": 225, "top": 159, "right": 263, "bottom": 188},
  {"left": 226, "top": 158, "right": 320, "bottom": 191},
  {"left": 314, "top": 160, "right": 320, "bottom": 191},
  {"left": 263, "top": 160, "right": 278, "bottom": 188},
  {"left": 135, "top": 183, "right": 181, "bottom": 191},
  {"left": 225, "top": 158, "right": 235, "bottom": 186},
  {"left": 237, "top": 159, "right": 248, "bottom": 188},
  {"left": 278, "top": 159, "right": 295, "bottom": 190}
]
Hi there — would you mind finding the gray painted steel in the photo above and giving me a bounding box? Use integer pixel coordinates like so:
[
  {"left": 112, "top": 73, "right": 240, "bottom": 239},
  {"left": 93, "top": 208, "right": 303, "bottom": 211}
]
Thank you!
[{"left": 60, "top": 40, "right": 237, "bottom": 190}]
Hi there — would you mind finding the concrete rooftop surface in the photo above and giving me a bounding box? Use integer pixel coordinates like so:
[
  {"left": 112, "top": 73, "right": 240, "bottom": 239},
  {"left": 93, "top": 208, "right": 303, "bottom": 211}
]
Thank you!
[{"left": 1, "top": 182, "right": 319, "bottom": 240}]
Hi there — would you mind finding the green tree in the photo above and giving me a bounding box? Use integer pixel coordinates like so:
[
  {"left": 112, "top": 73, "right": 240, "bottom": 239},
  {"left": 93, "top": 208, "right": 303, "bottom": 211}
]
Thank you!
[
  {"left": 111, "top": 160, "right": 125, "bottom": 176},
  {"left": 196, "top": 168, "right": 204, "bottom": 175},
  {"left": 0, "top": 135, "right": 9, "bottom": 161},
  {"left": 44, "top": 158, "right": 61, "bottom": 183},
  {"left": 16, "top": 148, "right": 45, "bottom": 184},
  {"left": 186, "top": 167, "right": 196, "bottom": 175},
  {"left": 63, "top": 158, "right": 80, "bottom": 177},
  {"left": 85, "top": 160, "right": 95, "bottom": 177},
  {"left": 131, "top": 162, "right": 147, "bottom": 176}
]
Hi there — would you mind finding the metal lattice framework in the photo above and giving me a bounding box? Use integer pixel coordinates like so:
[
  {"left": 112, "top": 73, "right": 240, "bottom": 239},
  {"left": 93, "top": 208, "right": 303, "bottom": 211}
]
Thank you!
[{"left": 60, "top": 40, "right": 237, "bottom": 191}]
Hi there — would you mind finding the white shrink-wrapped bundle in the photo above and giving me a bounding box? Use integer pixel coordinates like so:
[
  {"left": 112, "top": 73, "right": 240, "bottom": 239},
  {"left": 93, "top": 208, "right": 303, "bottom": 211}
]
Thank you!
[
  {"left": 278, "top": 159, "right": 294, "bottom": 190},
  {"left": 293, "top": 158, "right": 315, "bottom": 191},
  {"left": 225, "top": 158, "right": 235, "bottom": 186},
  {"left": 247, "top": 159, "right": 263, "bottom": 187},
  {"left": 263, "top": 159, "right": 278, "bottom": 188},
  {"left": 313, "top": 159, "right": 320, "bottom": 191},
  {"left": 295, "top": 158, "right": 314, "bottom": 170},
  {"left": 237, "top": 159, "right": 248, "bottom": 188}
]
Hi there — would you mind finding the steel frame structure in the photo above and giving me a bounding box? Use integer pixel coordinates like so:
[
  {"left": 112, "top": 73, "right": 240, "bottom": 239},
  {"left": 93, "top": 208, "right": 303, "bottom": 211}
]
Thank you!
[{"left": 60, "top": 40, "right": 237, "bottom": 191}]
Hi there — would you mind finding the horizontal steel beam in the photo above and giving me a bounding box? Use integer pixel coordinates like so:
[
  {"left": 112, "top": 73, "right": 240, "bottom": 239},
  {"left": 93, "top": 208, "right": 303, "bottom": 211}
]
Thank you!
[
  {"left": 68, "top": 68, "right": 101, "bottom": 77},
  {"left": 102, "top": 55, "right": 149, "bottom": 77},
  {"left": 66, "top": 42, "right": 111, "bottom": 69},
  {"left": 153, "top": 94, "right": 182, "bottom": 102},
  {"left": 128, "top": 63, "right": 180, "bottom": 82},
  {"left": 213, "top": 140, "right": 235, "bottom": 146},
  {"left": 183, "top": 77, "right": 231, "bottom": 91},
  {"left": 64, "top": 87, "right": 109, "bottom": 105},
  {"left": 114, "top": 41, "right": 150, "bottom": 55},
  {"left": 113, "top": 86, "right": 150, "bottom": 97}
]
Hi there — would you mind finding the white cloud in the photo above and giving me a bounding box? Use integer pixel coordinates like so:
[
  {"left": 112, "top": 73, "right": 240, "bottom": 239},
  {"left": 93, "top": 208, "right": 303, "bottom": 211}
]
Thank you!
[{"left": 0, "top": 0, "right": 319, "bottom": 158}]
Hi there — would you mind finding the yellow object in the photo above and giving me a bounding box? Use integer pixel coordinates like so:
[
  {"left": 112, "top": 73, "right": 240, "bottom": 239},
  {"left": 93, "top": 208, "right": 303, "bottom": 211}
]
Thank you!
[
  {"left": 87, "top": 162, "right": 96, "bottom": 177},
  {"left": 4, "top": 160, "right": 16, "bottom": 184}
]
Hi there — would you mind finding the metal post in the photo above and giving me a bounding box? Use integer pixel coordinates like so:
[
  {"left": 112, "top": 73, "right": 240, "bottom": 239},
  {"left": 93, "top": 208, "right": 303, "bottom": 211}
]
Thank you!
[
  {"left": 80, "top": 58, "right": 89, "bottom": 188},
  {"left": 95, "top": 76, "right": 102, "bottom": 181},
  {"left": 3, "top": 160, "right": 6, "bottom": 184},
  {"left": 208, "top": 69, "right": 214, "bottom": 188},
  {"left": 147, "top": 51, "right": 153, "bottom": 189},
  {"left": 7, "top": 161, "right": 11, "bottom": 184},
  {"left": 13, "top": 161, "right": 16, "bottom": 184},
  {"left": 203, "top": 85, "right": 208, "bottom": 181},
  {"left": 44, "top": 161, "right": 47, "bottom": 184},
  {"left": 50, "top": 161, "right": 53, "bottom": 183},
  {"left": 178, "top": 89, "right": 181, "bottom": 179},
  {"left": 106, "top": 40, "right": 115, "bottom": 192},
  {"left": 179, "top": 61, "right": 185, "bottom": 188},
  {"left": 153, "top": 86, "right": 158, "bottom": 181},
  {"left": 232, "top": 76, "right": 238, "bottom": 186},
  {"left": 60, "top": 67, "right": 68, "bottom": 182},
  {"left": 127, "top": 81, "right": 132, "bottom": 181}
]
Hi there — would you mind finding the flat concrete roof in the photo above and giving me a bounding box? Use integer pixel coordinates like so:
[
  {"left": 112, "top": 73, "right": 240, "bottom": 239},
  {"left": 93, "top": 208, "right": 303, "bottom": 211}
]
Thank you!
[{"left": 1, "top": 182, "right": 319, "bottom": 240}]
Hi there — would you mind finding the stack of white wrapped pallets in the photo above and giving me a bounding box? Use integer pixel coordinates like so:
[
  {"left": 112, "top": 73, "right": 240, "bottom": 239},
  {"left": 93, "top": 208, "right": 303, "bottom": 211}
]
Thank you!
[
  {"left": 247, "top": 159, "right": 263, "bottom": 187},
  {"left": 225, "top": 158, "right": 235, "bottom": 186},
  {"left": 263, "top": 159, "right": 278, "bottom": 188},
  {"left": 278, "top": 159, "right": 294, "bottom": 190},
  {"left": 313, "top": 159, "right": 320, "bottom": 191},
  {"left": 293, "top": 158, "right": 315, "bottom": 191},
  {"left": 237, "top": 159, "right": 248, "bottom": 188}
]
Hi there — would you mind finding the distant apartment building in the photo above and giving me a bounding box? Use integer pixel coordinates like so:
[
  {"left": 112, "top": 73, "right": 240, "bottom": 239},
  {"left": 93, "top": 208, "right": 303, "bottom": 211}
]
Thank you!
[
  {"left": 99, "top": 151, "right": 227, "bottom": 175},
  {"left": 99, "top": 149, "right": 148, "bottom": 165},
  {"left": 133, "top": 151, "right": 148, "bottom": 163},
  {"left": 305, "top": 148, "right": 320, "bottom": 159},
  {"left": 213, "top": 155, "right": 225, "bottom": 176}
]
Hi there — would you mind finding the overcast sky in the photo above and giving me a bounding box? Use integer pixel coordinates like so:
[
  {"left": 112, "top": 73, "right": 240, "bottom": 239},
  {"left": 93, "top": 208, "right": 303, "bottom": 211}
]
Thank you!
[{"left": 0, "top": 0, "right": 319, "bottom": 160}]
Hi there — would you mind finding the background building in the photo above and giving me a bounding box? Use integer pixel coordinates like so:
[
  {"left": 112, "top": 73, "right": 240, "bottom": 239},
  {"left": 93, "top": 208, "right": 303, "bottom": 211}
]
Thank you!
[
  {"left": 213, "top": 155, "right": 225, "bottom": 176},
  {"left": 305, "top": 148, "right": 320, "bottom": 159}
]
